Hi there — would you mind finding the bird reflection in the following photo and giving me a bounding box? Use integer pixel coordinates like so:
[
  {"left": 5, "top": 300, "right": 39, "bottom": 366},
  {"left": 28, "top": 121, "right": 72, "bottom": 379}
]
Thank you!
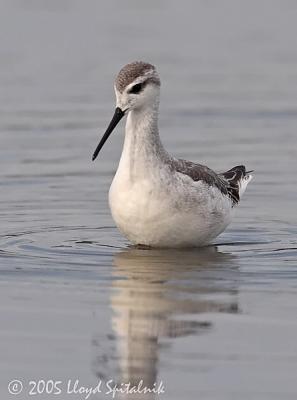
[{"left": 93, "top": 246, "right": 238, "bottom": 399}]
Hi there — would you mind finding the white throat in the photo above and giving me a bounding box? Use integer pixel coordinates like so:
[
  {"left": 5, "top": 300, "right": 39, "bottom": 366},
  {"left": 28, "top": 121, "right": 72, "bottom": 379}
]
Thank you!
[{"left": 117, "top": 103, "right": 168, "bottom": 181}]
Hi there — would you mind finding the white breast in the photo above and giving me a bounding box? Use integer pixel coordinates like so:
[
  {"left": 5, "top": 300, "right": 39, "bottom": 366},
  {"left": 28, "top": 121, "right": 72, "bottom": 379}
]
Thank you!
[
  {"left": 107, "top": 107, "right": 233, "bottom": 248},
  {"left": 109, "top": 167, "right": 233, "bottom": 248}
]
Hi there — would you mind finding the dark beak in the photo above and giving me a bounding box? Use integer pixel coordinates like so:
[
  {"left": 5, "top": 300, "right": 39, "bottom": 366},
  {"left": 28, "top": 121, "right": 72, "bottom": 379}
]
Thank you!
[{"left": 92, "top": 107, "right": 125, "bottom": 161}]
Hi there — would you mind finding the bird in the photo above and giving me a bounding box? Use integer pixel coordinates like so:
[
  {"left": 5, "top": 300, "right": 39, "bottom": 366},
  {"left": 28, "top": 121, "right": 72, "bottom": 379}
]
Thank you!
[{"left": 92, "top": 61, "right": 253, "bottom": 248}]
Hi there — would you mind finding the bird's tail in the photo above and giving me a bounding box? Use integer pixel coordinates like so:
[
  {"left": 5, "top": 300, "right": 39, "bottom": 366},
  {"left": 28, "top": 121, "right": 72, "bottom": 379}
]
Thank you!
[{"left": 220, "top": 165, "right": 253, "bottom": 205}]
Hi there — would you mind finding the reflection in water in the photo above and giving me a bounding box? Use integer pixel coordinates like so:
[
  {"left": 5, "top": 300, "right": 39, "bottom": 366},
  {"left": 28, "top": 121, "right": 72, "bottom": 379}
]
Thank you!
[{"left": 93, "top": 247, "right": 239, "bottom": 398}]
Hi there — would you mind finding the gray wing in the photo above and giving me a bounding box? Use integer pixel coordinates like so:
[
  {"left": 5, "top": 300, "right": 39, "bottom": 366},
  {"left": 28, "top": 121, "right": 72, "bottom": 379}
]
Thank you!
[
  {"left": 173, "top": 159, "right": 229, "bottom": 195},
  {"left": 173, "top": 159, "right": 248, "bottom": 206}
]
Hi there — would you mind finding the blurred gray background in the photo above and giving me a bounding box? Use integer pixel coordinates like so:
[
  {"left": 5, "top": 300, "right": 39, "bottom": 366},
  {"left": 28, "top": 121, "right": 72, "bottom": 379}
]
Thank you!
[{"left": 1, "top": 1, "right": 297, "bottom": 399}]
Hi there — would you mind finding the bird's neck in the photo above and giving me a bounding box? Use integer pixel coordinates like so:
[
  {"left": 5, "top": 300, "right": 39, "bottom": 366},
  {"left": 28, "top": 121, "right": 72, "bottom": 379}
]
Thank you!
[{"left": 117, "top": 104, "right": 169, "bottom": 180}]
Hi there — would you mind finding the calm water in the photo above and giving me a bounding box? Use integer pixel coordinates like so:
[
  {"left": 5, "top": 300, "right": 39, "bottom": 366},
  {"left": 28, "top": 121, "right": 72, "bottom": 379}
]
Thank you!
[{"left": 1, "top": 1, "right": 297, "bottom": 399}]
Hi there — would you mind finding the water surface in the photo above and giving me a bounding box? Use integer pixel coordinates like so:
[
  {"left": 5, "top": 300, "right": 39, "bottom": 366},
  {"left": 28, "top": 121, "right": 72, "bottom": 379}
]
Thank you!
[{"left": 1, "top": 1, "right": 297, "bottom": 399}]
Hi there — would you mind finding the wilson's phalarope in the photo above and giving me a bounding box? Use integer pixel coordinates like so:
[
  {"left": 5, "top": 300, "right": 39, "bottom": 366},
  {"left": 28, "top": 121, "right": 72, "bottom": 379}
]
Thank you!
[{"left": 92, "top": 62, "right": 253, "bottom": 248}]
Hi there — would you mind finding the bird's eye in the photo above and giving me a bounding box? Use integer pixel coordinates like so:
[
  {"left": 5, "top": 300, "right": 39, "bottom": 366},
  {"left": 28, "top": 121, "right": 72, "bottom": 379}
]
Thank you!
[{"left": 128, "top": 83, "right": 143, "bottom": 94}]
